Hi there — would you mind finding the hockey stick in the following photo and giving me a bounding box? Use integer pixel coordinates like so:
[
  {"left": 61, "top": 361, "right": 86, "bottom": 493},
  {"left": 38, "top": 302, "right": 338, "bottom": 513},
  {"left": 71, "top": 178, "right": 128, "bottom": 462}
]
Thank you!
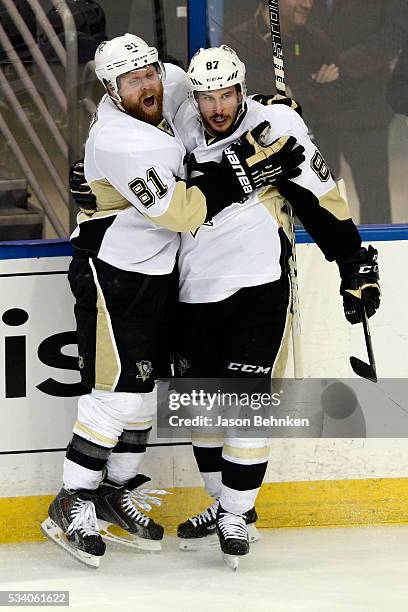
[
  {"left": 336, "top": 182, "right": 378, "bottom": 383},
  {"left": 267, "top": 0, "right": 303, "bottom": 378},
  {"left": 268, "top": 0, "right": 286, "bottom": 97},
  {"left": 349, "top": 304, "right": 377, "bottom": 383},
  {"left": 153, "top": 0, "right": 168, "bottom": 59}
]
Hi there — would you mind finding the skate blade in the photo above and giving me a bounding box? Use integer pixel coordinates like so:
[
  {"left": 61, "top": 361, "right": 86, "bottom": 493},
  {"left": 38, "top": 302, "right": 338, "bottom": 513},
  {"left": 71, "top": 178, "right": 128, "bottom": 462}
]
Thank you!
[
  {"left": 247, "top": 524, "right": 260, "bottom": 543},
  {"left": 178, "top": 532, "right": 218, "bottom": 552},
  {"left": 98, "top": 520, "right": 162, "bottom": 552},
  {"left": 179, "top": 526, "right": 259, "bottom": 552},
  {"left": 41, "top": 517, "right": 101, "bottom": 569},
  {"left": 222, "top": 552, "right": 240, "bottom": 571}
]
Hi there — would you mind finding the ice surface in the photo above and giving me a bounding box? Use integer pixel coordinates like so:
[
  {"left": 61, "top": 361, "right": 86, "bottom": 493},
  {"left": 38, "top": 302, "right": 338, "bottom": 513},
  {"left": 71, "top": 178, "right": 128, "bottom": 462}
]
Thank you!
[{"left": 1, "top": 526, "right": 408, "bottom": 611}]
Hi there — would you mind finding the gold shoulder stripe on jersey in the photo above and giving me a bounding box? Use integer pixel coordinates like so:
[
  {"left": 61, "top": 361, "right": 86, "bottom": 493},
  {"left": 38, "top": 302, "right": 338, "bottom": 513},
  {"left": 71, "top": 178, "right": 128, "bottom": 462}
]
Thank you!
[{"left": 319, "top": 185, "right": 352, "bottom": 221}]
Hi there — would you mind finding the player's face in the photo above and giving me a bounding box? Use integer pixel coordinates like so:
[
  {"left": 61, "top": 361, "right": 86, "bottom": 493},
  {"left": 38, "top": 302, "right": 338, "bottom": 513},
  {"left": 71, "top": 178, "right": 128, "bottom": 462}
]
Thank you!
[
  {"left": 265, "top": 0, "right": 313, "bottom": 30},
  {"left": 118, "top": 65, "right": 164, "bottom": 125},
  {"left": 196, "top": 86, "right": 241, "bottom": 135}
]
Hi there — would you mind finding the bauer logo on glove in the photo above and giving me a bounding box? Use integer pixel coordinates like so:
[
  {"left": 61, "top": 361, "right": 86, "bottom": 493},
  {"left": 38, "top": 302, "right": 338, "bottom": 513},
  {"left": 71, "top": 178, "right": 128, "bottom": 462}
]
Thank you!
[
  {"left": 221, "top": 120, "right": 305, "bottom": 196},
  {"left": 222, "top": 147, "right": 254, "bottom": 194}
]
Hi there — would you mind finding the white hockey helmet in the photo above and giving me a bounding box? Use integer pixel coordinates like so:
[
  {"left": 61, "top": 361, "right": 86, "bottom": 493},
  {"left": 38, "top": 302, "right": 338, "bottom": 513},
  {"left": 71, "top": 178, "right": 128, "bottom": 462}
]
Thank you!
[
  {"left": 94, "top": 33, "right": 165, "bottom": 106},
  {"left": 187, "top": 45, "right": 247, "bottom": 112}
]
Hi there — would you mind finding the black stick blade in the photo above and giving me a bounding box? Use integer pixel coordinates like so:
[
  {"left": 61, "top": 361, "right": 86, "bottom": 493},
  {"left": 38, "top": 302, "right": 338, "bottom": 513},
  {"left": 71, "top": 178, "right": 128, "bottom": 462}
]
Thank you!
[{"left": 349, "top": 356, "right": 377, "bottom": 383}]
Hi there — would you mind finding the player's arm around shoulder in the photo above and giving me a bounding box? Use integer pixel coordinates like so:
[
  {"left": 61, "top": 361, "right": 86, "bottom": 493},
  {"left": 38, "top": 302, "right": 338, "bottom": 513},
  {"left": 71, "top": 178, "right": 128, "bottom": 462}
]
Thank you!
[
  {"left": 163, "top": 63, "right": 189, "bottom": 119},
  {"left": 173, "top": 99, "right": 200, "bottom": 154},
  {"left": 91, "top": 117, "right": 207, "bottom": 233}
]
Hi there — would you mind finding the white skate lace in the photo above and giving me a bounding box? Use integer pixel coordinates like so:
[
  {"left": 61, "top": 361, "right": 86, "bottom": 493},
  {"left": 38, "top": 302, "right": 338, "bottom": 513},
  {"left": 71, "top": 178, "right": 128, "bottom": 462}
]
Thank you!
[
  {"left": 122, "top": 489, "right": 169, "bottom": 526},
  {"left": 66, "top": 498, "right": 100, "bottom": 538},
  {"left": 189, "top": 500, "right": 219, "bottom": 527},
  {"left": 218, "top": 511, "right": 247, "bottom": 541},
  {"left": 129, "top": 488, "right": 170, "bottom": 513}
]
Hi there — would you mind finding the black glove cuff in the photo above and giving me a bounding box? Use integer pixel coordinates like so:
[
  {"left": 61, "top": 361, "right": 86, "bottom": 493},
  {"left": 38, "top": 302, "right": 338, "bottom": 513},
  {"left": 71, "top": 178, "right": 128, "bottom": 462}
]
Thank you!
[
  {"left": 337, "top": 246, "right": 379, "bottom": 282},
  {"left": 187, "top": 165, "right": 248, "bottom": 221}
]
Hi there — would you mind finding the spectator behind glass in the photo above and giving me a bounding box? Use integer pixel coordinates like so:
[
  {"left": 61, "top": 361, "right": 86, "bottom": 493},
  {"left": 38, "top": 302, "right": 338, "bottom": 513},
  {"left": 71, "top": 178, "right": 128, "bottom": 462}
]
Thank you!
[
  {"left": 223, "top": 0, "right": 353, "bottom": 179},
  {"left": 310, "top": 0, "right": 407, "bottom": 223},
  {"left": 388, "top": 41, "right": 408, "bottom": 117}
]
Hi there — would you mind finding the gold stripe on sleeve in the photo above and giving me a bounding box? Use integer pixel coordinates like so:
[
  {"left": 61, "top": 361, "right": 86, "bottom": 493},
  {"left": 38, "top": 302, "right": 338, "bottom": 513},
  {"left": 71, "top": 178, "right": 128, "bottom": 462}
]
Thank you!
[
  {"left": 146, "top": 182, "right": 206, "bottom": 232},
  {"left": 90, "top": 178, "right": 132, "bottom": 214},
  {"left": 318, "top": 185, "right": 352, "bottom": 221}
]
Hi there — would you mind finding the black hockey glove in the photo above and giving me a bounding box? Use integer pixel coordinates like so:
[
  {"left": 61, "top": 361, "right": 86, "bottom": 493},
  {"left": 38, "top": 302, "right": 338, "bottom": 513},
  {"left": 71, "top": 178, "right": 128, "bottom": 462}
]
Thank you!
[
  {"left": 221, "top": 121, "right": 305, "bottom": 198},
  {"left": 337, "top": 245, "right": 381, "bottom": 324},
  {"left": 252, "top": 94, "right": 303, "bottom": 117},
  {"left": 69, "top": 160, "right": 97, "bottom": 214},
  {"left": 189, "top": 122, "right": 306, "bottom": 220}
]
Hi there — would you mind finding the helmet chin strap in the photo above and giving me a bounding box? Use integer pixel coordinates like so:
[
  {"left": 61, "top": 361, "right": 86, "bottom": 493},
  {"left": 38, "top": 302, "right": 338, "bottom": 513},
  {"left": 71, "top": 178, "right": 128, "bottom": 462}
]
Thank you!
[
  {"left": 104, "top": 78, "right": 127, "bottom": 113},
  {"left": 109, "top": 93, "right": 127, "bottom": 113},
  {"left": 112, "top": 97, "right": 127, "bottom": 113}
]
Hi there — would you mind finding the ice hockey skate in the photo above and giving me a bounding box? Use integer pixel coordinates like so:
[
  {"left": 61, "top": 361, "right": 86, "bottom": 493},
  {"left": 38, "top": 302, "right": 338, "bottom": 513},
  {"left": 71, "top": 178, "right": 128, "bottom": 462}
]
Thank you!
[
  {"left": 216, "top": 505, "right": 250, "bottom": 570},
  {"left": 178, "top": 499, "right": 259, "bottom": 551},
  {"left": 41, "top": 488, "right": 106, "bottom": 569},
  {"left": 95, "top": 475, "right": 168, "bottom": 551}
]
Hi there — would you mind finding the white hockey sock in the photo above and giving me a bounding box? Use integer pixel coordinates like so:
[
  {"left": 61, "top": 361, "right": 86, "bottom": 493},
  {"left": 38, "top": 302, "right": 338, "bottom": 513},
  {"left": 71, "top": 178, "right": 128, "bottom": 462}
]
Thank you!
[
  {"left": 106, "top": 451, "right": 147, "bottom": 485},
  {"left": 219, "top": 484, "right": 260, "bottom": 515},
  {"left": 201, "top": 471, "right": 222, "bottom": 499},
  {"left": 63, "top": 457, "right": 103, "bottom": 491}
]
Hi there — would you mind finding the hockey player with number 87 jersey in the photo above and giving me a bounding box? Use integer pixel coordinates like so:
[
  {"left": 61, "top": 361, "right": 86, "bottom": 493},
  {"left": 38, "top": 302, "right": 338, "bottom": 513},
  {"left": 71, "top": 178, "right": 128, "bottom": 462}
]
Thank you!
[{"left": 173, "top": 45, "right": 381, "bottom": 569}]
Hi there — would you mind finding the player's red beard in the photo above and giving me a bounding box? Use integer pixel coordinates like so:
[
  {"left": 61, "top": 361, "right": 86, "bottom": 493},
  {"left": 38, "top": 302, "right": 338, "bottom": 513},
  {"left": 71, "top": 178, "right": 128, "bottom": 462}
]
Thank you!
[{"left": 122, "top": 84, "right": 164, "bottom": 125}]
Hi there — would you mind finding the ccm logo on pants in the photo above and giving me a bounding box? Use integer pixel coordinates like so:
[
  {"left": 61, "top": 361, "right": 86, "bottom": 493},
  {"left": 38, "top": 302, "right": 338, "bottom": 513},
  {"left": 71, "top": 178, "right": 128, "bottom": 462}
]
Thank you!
[{"left": 227, "top": 363, "right": 271, "bottom": 374}]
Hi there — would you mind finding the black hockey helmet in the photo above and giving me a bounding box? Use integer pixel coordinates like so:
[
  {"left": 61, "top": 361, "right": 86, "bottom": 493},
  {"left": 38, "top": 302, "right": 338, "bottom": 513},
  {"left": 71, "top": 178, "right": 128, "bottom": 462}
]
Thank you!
[{"left": 38, "top": 0, "right": 107, "bottom": 63}]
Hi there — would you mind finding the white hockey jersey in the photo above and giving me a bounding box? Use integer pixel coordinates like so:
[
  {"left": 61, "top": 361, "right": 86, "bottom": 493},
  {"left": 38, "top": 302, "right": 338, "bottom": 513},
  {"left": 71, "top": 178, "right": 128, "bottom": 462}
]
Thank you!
[
  {"left": 71, "top": 64, "right": 207, "bottom": 274},
  {"left": 174, "top": 98, "right": 353, "bottom": 303}
]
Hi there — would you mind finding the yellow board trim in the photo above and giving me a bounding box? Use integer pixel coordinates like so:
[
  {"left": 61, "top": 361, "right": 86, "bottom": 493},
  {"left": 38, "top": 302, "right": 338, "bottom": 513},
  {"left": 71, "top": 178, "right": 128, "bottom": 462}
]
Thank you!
[{"left": 2, "top": 477, "right": 408, "bottom": 544}]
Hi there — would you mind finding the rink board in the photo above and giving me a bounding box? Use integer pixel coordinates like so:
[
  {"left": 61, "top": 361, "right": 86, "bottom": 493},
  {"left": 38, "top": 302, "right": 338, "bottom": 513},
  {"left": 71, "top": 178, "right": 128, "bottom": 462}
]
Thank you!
[
  {"left": 3, "top": 477, "right": 408, "bottom": 544},
  {"left": 1, "top": 231, "right": 408, "bottom": 542}
]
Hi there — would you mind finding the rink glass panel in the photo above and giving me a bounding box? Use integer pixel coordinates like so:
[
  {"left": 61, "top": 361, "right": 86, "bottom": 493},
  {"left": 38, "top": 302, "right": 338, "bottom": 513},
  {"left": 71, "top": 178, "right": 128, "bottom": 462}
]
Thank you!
[
  {"left": 0, "top": 0, "right": 188, "bottom": 241},
  {"left": 0, "top": 0, "right": 406, "bottom": 242},
  {"left": 215, "top": 0, "right": 408, "bottom": 226}
]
